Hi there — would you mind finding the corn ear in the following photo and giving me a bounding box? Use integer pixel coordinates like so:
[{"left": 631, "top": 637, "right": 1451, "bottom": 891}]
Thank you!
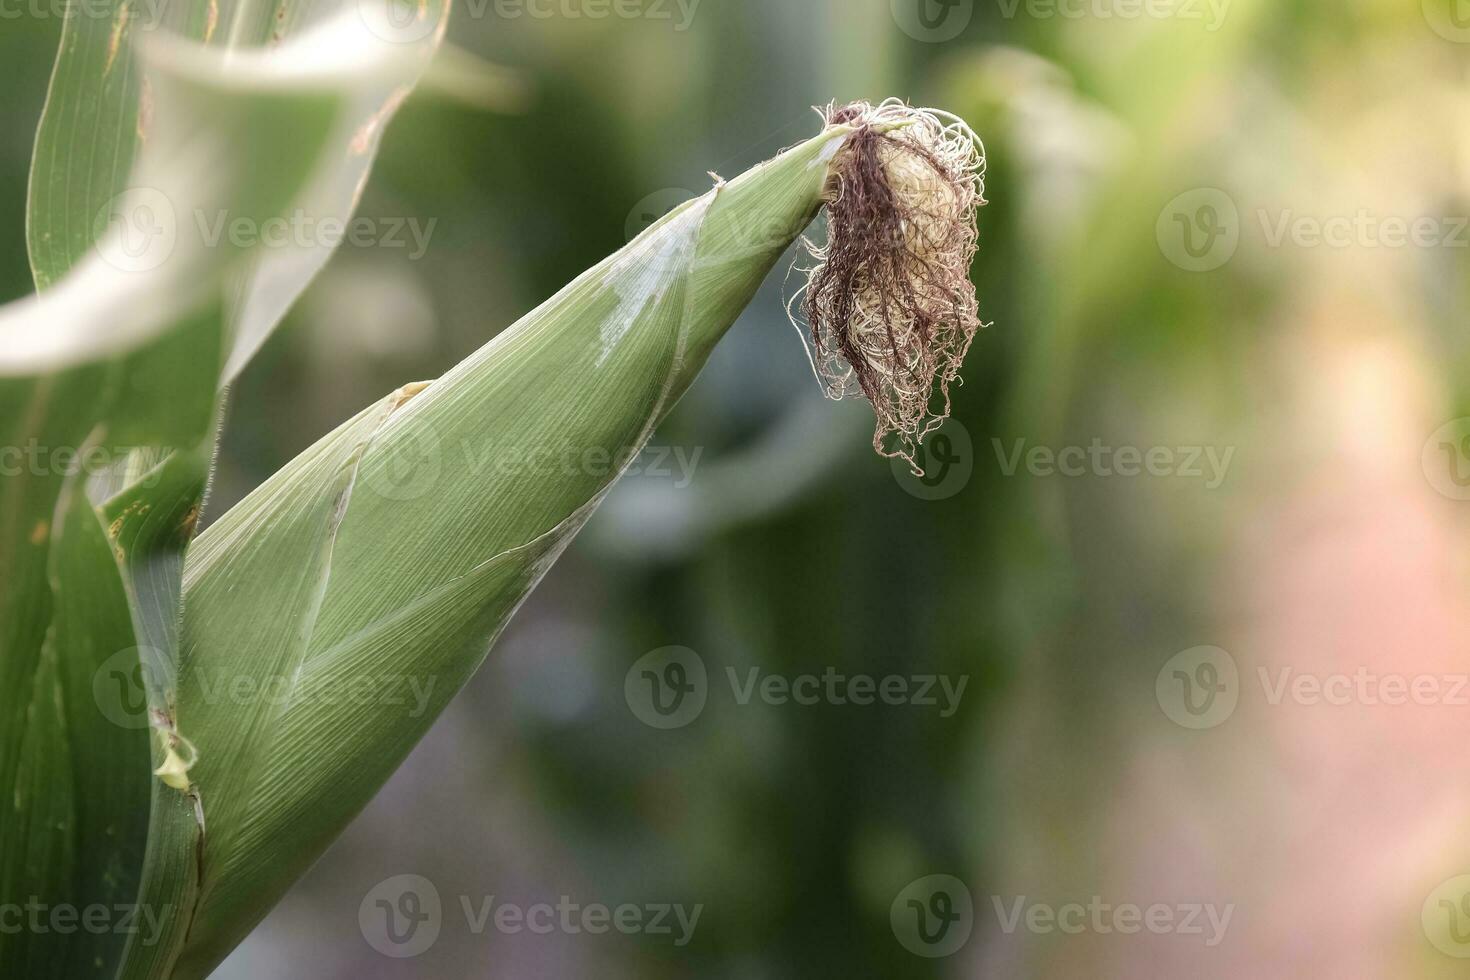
[{"left": 161, "top": 125, "right": 857, "bottom": 974}]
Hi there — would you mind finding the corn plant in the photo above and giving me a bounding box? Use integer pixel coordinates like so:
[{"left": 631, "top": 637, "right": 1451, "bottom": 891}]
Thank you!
[{"left": 0, "top": 6, "right": 984, "bottom": 976}]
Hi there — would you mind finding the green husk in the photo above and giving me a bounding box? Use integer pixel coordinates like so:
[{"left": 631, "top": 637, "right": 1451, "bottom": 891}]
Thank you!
[{"left": 162, "top": 124, "right": 858, "bottom": 975}]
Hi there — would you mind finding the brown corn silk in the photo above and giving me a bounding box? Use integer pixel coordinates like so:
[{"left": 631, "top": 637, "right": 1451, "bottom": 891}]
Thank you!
[{"left": 796, "top": 100, "right": 987, "bottom": 473}]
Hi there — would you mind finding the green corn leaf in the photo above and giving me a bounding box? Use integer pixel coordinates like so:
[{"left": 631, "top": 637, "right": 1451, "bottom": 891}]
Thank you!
[
  {"left": 166, "top": 123, "right": 856, "bottom": 975},
  {"left": 2, "top": 11, "right": 444, "bottom": 977},
  {"left": 29, "top": 0, "right": 450, "bottom": 382}
]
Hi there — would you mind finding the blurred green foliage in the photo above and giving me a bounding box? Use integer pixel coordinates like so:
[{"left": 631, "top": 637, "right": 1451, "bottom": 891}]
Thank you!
[{"left": 7, "top": 0, "right": 1470, "bottom": 976}]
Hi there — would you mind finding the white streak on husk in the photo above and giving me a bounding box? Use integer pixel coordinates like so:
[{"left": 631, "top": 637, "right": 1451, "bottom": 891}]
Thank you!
[{"left": 597, "top": 195, "right": 711, "bottom": 367}]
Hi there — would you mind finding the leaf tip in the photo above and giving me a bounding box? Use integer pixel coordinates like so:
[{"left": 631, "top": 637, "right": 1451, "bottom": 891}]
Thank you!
[{"left": 390, "top": 380, "right": 433, "bottom": 412}]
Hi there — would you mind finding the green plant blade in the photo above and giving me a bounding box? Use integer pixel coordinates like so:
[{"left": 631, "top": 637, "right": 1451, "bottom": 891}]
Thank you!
[
  {"left": 2, "top": 11, "right": 445, "bottom": 978},
  {"left": 166, "top": 124, "right": 850, "bottom": 975},
  {"left": 28, "top": 2, "right": 447, "bottom": 382}
]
